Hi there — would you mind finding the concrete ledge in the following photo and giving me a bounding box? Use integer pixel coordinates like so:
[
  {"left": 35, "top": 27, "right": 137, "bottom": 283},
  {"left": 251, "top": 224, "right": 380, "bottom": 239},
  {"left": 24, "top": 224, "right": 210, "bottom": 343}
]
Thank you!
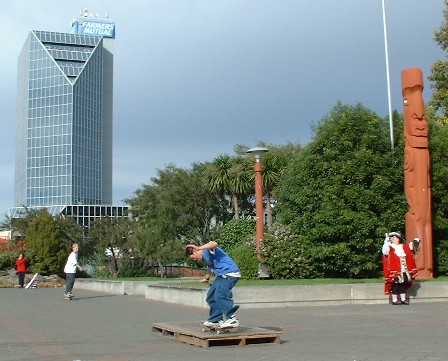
[
  {"left": 76, "top": 279, "right": 151, "bottom": 295},
  {"left": 146, "top": 285, "right": 208, "bottom": 308},
  {"left": 77, "top": 278, "right": 125, "bottom": 294},
  {"left": 75, "top": 279, "right": 448, "bottom": 308},
  {"left": 236, "top": 284, "right": 353, "bottom": 306},
  {"left": 408, "top": 281, "right": 448, "bottom": 300}
]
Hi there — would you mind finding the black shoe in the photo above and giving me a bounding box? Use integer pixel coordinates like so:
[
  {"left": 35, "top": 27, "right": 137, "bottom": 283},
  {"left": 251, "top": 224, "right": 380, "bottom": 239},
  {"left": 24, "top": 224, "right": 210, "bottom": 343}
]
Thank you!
[
  {"left": 401, "top": 300, "right": 409, "bottom": 305},
  {"left": 392, "top": 301, "right": 400, "bottom": 305}
]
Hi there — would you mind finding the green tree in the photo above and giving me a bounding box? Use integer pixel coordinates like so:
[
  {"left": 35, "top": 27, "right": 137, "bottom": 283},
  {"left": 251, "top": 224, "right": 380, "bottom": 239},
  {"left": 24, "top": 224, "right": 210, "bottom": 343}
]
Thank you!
[
  {"left": 429, "top": 0, "right": 448, "bottom": 119},
  {"left": 25, "top": 209, "right": 67, "bottom": 275},
  {"left": 126, "top": 163, "right": 217, "bottom": 276},
  {"left": 260, "top": 148, "right": 296, "bottom": 226},
  {"left": 429, "top": 117, "right": 448, "bottom": 242},
  {"left": 87, "top": 216, "right": 130, "bottom": 276},
  {"left": 205, "top": 155, "right": 235, "bottom": 218},
  {"left": 54, "top": 215, "right": 85, "bottom": 256},
  {"left": 131, "top": 163, "right": 218, "bottom": 241},
  {"left": 217, "top": 219, "right": 256, "bottom": 251},
  {"left": 227, "top": 156, "right": 253, "bottom": 220},
  {"left": 129, "top": 223, "right": 185, "bottom": 278},
  {"left": 205, "top": 155, "right": 252, "bottom": 220},
  {"left": 427, "top": 112, "right": 448, "bottom": 276},
  {"left": 423, "top": 2, "right": 448, "bottom": 274},
  {"left": 277, "top": 103, "right": 404, "bottom": 278}
]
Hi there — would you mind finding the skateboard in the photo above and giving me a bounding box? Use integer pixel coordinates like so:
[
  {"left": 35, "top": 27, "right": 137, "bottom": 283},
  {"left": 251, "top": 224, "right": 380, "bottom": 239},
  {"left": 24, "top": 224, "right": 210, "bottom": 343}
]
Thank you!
[
  {"left": 201, "top": 304, "right": 240, "bottom": 334},
  {"left": 25, "top": 273, "right": 39, "bottom": 289},
  {"left": 201, "top": 322, "right": 239, "bottom": 334},
  {"left": 64, "top": 294, "right": 75, "bottom": 300}
]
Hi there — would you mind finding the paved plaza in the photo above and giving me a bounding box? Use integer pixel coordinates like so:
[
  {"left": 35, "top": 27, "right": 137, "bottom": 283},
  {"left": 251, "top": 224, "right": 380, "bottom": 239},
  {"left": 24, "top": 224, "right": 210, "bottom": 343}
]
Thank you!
[{"left": 1, "top": 287, "right": 447, "bottom": 361}]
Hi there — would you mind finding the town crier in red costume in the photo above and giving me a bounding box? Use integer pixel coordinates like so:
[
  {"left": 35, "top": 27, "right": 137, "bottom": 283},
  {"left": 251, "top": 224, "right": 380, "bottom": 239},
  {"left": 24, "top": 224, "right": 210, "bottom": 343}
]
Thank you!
[{"left": 382, "top": 232, "right": 417, "bottom": 305}]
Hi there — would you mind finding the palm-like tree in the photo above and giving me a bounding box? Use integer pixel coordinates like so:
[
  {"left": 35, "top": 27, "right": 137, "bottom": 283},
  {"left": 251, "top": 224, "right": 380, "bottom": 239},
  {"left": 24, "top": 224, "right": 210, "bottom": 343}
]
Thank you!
[
  {"left": 205, "top": 155, "right": 251, "bottom": 220},
  {"left": 245, "top": 143, "right": 301, "bottom": 227},
  {"left": 261, "top": 153, "right": 283, "bottom": 227},
  {"left": 227, "top": 156, "right": 252, "bottom": 219}
]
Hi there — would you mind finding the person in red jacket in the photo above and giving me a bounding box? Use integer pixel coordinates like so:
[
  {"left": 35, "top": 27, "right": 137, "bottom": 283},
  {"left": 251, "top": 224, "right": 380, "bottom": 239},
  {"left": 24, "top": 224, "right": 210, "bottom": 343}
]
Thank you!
[
  {"left": 15, "top": 252, "right": 27, "bottom": 288},
  {"left": 382, "top": 232, "right": 417, "bottom": 305}
]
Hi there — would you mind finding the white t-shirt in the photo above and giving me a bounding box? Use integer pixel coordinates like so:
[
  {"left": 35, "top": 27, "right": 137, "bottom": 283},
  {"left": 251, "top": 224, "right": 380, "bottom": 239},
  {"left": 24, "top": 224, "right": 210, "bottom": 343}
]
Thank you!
[{"left": 64, "top": 252, "right": 78, "bottom": 274}]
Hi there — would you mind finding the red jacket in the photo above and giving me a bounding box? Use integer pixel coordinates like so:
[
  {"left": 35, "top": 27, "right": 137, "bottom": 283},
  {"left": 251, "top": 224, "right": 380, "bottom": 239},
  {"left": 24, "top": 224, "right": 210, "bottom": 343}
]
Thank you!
[
  {"left": 16, "top": 257, "right": 27, "bottom": 273},
  {"left": 382, "top": 243, "right": 417, "bottom": 294}
]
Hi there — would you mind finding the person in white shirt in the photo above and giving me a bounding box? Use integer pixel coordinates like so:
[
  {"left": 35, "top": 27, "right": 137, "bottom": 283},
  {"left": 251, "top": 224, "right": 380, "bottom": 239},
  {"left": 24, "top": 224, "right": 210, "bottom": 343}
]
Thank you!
[{"left": 64, "top": 243, "right": 84, "bottom": 298}]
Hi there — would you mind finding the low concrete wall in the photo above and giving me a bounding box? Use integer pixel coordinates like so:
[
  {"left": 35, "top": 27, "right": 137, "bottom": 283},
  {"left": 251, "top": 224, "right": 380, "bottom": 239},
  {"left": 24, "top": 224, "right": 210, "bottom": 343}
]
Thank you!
[
  {"left": 75, "top": 279, "right": 448, "bottom": 308},
  {"left": 407, "top": 281, "right": 448, "bottom": 300},
  {"left": 145, "top": 285, "right": 208, "bottom": 308},
  {"left": 77, "top": 279, "right": 125, "bottom": 294},
  {"left": 235, "top": 284, "right": 356, "bottom": 307},
  {"left": 76, "top": 279, "right": 150, "bottom": 295}
]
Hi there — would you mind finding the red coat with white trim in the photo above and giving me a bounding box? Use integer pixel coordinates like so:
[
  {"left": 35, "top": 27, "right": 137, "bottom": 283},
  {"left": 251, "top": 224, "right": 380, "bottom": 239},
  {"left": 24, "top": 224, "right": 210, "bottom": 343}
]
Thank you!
[{"left": 382, "top": 243, "right": 417, "bottom": 294}]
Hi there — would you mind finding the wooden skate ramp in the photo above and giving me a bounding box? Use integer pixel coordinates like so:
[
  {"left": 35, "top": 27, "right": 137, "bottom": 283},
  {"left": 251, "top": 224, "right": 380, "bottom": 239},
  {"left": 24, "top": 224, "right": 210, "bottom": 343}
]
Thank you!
[{"left": 152, "top": 321, "right": 282, "bottom": 348}]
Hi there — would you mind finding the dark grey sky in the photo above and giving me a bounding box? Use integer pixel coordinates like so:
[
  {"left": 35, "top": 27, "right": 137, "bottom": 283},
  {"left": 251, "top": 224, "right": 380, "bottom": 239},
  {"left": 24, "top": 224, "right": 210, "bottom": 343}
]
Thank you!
[{"left": 0, "top": 0, "right": 445, "bottom": 218}]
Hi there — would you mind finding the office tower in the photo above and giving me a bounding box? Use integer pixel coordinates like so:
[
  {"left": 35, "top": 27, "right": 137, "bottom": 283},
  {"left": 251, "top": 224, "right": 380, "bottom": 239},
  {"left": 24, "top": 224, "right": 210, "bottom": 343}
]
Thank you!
[{"left": 11, "top": 10, "right": 127, "bottom": 225}]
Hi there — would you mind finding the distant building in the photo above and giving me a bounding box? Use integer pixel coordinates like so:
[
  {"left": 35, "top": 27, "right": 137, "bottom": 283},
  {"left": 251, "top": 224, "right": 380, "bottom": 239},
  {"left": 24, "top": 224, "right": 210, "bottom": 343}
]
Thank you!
[
  {"left": 0, "top": 230, "right": 11, "bottom": 241},
  {"left": 10, "top": 9, "right": 127, "bottom": 226}
]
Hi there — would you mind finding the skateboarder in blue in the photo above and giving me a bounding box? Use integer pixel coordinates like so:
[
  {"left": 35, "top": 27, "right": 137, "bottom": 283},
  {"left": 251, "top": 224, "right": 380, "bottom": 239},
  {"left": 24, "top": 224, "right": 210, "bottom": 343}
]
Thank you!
[{"left": 186, "top": 241, "right": 240, "bottom": 328}]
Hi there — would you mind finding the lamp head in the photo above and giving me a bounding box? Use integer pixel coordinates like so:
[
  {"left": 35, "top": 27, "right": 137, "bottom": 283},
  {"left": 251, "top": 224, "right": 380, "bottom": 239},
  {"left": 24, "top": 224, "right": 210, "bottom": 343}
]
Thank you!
[{"left": 246, "top": 147, "right": 269, "bottom": 161}]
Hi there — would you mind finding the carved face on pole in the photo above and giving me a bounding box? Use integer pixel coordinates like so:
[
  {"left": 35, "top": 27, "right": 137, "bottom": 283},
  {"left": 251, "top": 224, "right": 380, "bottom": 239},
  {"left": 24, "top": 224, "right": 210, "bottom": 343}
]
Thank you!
[
  {"left": 404, "top": 96, "right": 428, "bottom": 147},
  {"left": 402, "top": 69, "right": 428, "bottom": 149}
]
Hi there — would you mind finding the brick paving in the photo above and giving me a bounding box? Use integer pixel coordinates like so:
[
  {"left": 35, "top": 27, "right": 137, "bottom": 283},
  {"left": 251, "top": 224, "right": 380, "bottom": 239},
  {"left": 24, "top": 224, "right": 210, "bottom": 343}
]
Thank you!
[{"left": 0, "top": 287, "right": 447, "bottom": 361}]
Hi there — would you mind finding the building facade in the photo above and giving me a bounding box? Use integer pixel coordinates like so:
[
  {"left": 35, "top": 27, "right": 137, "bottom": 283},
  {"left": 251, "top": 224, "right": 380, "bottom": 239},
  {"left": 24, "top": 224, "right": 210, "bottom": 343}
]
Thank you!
[{"left": 11, "top": 11, "right": 127, "bottom": 225}]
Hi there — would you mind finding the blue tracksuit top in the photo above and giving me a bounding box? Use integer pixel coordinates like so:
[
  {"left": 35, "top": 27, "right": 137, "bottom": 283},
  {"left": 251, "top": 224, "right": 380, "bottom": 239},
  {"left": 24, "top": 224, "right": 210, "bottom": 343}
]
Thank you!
[{"left": 202, "top": 247, "right": 240, "bottom": 276}]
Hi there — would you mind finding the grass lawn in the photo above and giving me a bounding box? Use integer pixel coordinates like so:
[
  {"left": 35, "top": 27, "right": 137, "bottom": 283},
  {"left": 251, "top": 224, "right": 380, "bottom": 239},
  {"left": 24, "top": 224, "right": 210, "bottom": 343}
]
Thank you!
[{"left": 97, "top": 276, "right": 448, "bottom": 287}]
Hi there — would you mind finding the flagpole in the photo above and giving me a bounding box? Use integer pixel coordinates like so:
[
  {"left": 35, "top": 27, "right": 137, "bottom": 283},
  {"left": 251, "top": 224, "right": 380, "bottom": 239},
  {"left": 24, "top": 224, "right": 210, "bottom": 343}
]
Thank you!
[{"left": 382, "top": 0, "right": 394, "bottom": 149}]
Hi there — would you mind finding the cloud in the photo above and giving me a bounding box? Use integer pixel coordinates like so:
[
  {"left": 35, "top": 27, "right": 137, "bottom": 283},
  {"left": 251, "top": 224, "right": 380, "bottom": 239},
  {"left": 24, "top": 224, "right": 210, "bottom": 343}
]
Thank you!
[{"left": 0, "top": 0, "right": 445, "bottom": 218}]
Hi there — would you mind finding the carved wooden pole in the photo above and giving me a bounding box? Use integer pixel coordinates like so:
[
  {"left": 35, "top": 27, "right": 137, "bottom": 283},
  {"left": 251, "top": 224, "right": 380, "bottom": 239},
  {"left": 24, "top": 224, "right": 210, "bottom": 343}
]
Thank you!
[{"left": 402, "top": 67, "right": 433, "bottom": 279}]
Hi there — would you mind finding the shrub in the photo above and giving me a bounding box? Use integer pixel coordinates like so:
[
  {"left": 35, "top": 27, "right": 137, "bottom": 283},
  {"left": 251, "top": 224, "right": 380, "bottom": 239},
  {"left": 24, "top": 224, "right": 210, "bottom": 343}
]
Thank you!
[
  {"left": 25, "top": 210, "right": 68, "bottom": 275},
  {"left": 217, "top": 219, "right": 256, "bottom": 251},
  {"left": 228, "top": 243, "right": 258, "bottom": 280},
  {"left": 311, "top": 242, "right": 352, "bottom": 278},
  {"left": 261, "top": 224, "right": 313, "bottom": 279},
  {"left": 117, "top": 265, "right": 148, "bottom": 278},
  {"left": 91, "top": 267, "right": 112, "bottom": 279},
  {"left": 0, "top": 252, "right": 17, "bottom": 271},
  {"left": 435, "top": 239, "right": 448, "bottom": 276}
]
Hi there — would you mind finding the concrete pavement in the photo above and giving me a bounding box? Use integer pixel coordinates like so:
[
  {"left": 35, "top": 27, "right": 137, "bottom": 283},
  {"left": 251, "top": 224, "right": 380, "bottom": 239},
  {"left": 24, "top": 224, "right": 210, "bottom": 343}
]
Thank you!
[{"left": 1, "top": 287, "right": 448, "bottom": 361}]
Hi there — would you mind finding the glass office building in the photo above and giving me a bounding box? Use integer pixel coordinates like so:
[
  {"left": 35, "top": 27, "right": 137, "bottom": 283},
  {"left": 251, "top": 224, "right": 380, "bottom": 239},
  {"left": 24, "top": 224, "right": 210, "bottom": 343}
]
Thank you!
[{"left": 11, "top": 13, "right": 127, "bottom": 225}]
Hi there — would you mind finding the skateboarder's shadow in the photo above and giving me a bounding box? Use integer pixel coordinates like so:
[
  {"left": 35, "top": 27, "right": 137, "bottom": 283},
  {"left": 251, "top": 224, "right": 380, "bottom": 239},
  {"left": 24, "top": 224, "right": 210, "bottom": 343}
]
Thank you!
[
  {"left": 74, "top": 295, "right": 119, "bottom": 300},
  {"left": 255, "top": 326, "right": 283, "bottom": 332},
  {"left": 253, "top": 326, "right": 286, "bottom": 344},
  {"left": 407, "top": 281, "right": 421, "bottom": 298}
]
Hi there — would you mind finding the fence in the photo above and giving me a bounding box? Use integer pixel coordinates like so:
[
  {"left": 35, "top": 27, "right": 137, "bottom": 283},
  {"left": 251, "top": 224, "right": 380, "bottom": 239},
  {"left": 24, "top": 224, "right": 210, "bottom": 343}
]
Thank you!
[{"left": 146, "top": 264, "right": 206, "bottom": 278}]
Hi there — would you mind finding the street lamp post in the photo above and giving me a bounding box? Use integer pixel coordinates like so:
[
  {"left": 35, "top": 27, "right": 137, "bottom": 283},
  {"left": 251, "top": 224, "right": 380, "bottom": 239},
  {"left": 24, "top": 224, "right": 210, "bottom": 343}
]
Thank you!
[{"left": 246, "top": 147, "right": 269, "bottom": 277}]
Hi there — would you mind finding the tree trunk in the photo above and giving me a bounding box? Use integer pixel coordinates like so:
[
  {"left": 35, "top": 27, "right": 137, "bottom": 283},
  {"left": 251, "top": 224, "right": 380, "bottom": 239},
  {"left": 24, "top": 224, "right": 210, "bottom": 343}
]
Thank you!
[
  {"left": 158, "top": 259, "right": 165, "bottom": 278},
  {"left": 232, "top": 194, "right": 240, "bottom": 220},
  {"left": 266, "top": 191, "right": 273, "bottom": 227},
  {"left": 108, "top": 244, "right": 119, "bottom": 276}
]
